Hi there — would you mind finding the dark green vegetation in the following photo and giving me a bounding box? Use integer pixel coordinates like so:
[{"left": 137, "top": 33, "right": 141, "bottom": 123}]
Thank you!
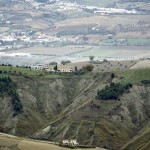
[
  {"left": 0, "top": 77, "right": 23, "bottom": 116},
  {"left": 82, "top": 64, "right": 94, "bottom": 72},
  {"left": 0, "top": 68, "right": 149, "bottom": 150},
  {"left": 141, "top": 80, "right": 150, "bottom": 85},
  {"left": 96, "top": 82, "right": 132, "bottom": 100}
]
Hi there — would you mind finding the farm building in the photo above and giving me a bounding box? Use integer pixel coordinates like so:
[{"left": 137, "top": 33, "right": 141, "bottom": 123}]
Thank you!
[{"left": 62, "top": 139, "right": 79, "bottom": 145}]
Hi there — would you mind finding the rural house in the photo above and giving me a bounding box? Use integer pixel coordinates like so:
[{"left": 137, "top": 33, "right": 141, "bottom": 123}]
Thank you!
[{"left": 62, "top": 139, "right": 79, "bottom": 145}]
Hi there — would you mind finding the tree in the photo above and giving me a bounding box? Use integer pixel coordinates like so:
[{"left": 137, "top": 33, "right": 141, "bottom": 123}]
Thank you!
[
  {"left": 61, "top": 61, "right": 65, "bottom": 65},
  {"left": 49, "top": 62, "right": 57, "bottom": 65},
  {"left": 3, "top": 70, "right": 7, "bottom": 74},
  {"left": 75, "top": 66, "right": 78, "bottom": 71},
  {"left": 111, "top": 73, "right": 115, "bottom": 78},
  {"left": 53, "top": 65, "right": 58, "bottom": 71},
  {"left": 89, "top": 56, "right": 95, "bottom": 62},
  {"left": 83, "top": 64, "right": 94, "bottom": 72},
  {"left": 61, "top": 60, "right": 71, "bottom": 65},
  {"left": 103, "top": 59, "right": 108, "bottom": 63}
]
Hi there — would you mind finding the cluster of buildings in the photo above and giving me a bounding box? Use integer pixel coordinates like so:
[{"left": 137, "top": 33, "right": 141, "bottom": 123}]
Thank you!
[
  {"left": 0, "top": 0, "right": 141, "bottom": 51},
  {"left": 35, "top": 0, "right": 138, "bottom": 15},
  {"left": 93, "top": 7, "right": 137, "bottom": 15},
  {"left": 0, "top": 30, "right": 77, "bottom": 51}
]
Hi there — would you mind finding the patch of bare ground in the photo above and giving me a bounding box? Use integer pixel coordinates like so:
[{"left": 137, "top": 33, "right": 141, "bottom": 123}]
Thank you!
[{"left": 130, "top": 60, "right": 150, "bottom": 69}]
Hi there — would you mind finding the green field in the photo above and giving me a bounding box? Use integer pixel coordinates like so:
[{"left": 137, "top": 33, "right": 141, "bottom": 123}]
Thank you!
[
  {"left": 127, "top": 39, "right": 150, "bottom": 46},
  {"left": 0, "top": 66, "right": 43, "bottom": 76},
  {"left": 116, "top": 68, "right": 150, "bottom": 84},
  {"left": 0, "top": 65, "right": 93, "bottom": 79},
  {"left": 76, "top": 49, "right": 116, "bottom": 57},
  {"left": 73, "top": 46, "right": 150, "bottom": 58}
]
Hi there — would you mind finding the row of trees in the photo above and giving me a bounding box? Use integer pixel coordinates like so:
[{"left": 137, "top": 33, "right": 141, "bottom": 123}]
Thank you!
[
  {"left": 141, "top": 80, "right": 150, "bottom": 85},
  {"left": 0, "top": 63, "right": 31, "bottom": 69}
]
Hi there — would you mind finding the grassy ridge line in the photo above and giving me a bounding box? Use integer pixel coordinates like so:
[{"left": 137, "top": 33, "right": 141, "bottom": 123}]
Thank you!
[
  {"left": 0, "top": 66, "right": 42, "bottom": 76},
  {"left": 115, "top": 68, "right": 150, "bottom": 84},
  {"left": 0, "top": 65, "right": 150, "bottom": 81},
  {"left": 0, "top": 65, "right": 94, "bottom": 79}
]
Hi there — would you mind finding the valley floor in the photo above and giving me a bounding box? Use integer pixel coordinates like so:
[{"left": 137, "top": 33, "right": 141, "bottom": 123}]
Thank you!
[{"left": 0, "top": 133, "right": 106, "bottom": 150}]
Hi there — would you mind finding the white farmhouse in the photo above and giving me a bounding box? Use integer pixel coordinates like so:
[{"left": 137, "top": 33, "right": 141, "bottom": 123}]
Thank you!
[
  {"left": 62, "top": 139, "right": 79, "bottom": 145},
  {"left": 70, "top": 139, "right": 79, "bottom": 145}
]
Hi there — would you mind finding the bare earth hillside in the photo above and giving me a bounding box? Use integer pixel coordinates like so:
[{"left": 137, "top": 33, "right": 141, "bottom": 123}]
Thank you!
[{"left": 0, "top": 69, "right": 150, "bottom": 150}]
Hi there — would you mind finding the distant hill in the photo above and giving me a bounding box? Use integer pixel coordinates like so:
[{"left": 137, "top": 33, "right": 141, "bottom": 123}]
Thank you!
[{"left": 69, "top": 0, "right": 150, "bottom": 9}]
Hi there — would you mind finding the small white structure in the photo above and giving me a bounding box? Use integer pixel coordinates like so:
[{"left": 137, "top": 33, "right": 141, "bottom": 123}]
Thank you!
[
  {"left": 62, "top": 139, "right": 79, "bottom": 145},
  {"left": 70, "top": 139, "right": 79, "bottom": 145},
  {"left": 62, "top": 140, "right": 69, "bottom": 144}
]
